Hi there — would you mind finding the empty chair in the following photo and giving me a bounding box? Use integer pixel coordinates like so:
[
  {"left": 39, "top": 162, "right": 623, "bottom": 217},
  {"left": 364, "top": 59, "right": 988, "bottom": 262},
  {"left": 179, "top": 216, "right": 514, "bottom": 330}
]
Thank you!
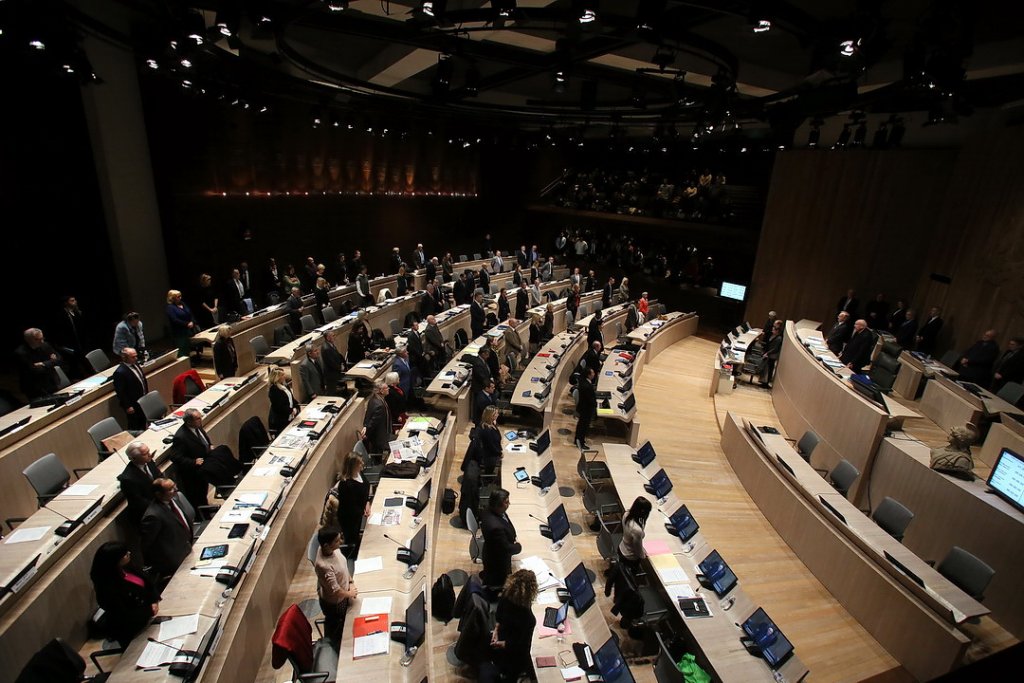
[
  {"left": 996, "top": 381, "right": 1024, "bottom": 407},
  {"left": 300, "top": 314, "right": 316, "bottom": 333},
  {"left": 16, "top": 637, "right": 122, "bottom": 683},
  {"left": 273, "top": 324, "right": 295, "bottom": 347},
  {"left": 936, "top": 546, "right": 995, "bottom": 601},
  {"left": 54, "top": 366, "right": 72, "bottom": 391},
  {"left": 85, "top": 349, "right": 111, "bottom": 374},
  {"left": 828, "top": 459, "right": 860, "bottom": 499},
  {"left": 388, "top": 318, "right": 401, "bottom": 338},
  {"left": 306, "top": 529, "right": 320, "bottom": 568},
  {"left": 137, "top": 390, "right": 168, "bottom": 422},
  {"left": 881, "top": 340, "right": 902, "bottom": 357},
  {"left": 872, "top": 497, "right": 915, "bottom": 542},
  {"left": 266, "top": 291, "right": 280, "bottom": 305},
  {"left": 653, "top": 632, "right": 685, "bottom": 683},
  {"left": 596, "top": 512, "right": 622, "bottom": 563},
  {"left": 796, "top": 430, "right": 820, "bottom": 463},
  {"left": 582, "top": 475, "right": 622, "bottom": 531},
  {"left": 238, "top": 415, "right": 271, "bottom": 467},
  {"left": 939, "top": 349, "right": 960, "bottom": 368},
  {"left": 23, "top": 453, "right": 89, "bottom": 507},
  {"left": 454, "top": 329, "right": 469, "bottom": 350},
  {"left": 870, "top": 352, "right": 901, "bottom": 392},
  {"left": 472, "top": 252, "right": 482, "bottom": 260},
  {"left": 271, "top": 604, "right": 337, "bottom": 683},
  {"left": 466, "top": 507, "right": 484, "bottom": 564},
  {"left": 87, "top": 417, "right": 124, "bottom": 461},
  {"left": 577, "top": 448, "right": 610, "bottom": 483},
  {"left": 250, "top": 334, "right": 272, "bottom": 363},
  {"left": 321, "top": 306, "right": 338, "bottom": 323},
  {"left": 458, "top": 254, "right": 468, "bottom": 262}
]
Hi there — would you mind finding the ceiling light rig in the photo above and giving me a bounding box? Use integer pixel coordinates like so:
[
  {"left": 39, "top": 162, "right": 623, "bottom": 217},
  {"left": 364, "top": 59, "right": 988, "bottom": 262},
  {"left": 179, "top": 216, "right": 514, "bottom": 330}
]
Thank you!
[{"left": 575, "top": 0, "right": 598, "bottom": 25}]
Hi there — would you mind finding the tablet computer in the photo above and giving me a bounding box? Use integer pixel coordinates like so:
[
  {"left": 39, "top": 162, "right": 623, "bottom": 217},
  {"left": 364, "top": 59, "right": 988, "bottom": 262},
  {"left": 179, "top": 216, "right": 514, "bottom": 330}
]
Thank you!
[{"left": 200, "top": 544, "right": 229, "bottom": 561}]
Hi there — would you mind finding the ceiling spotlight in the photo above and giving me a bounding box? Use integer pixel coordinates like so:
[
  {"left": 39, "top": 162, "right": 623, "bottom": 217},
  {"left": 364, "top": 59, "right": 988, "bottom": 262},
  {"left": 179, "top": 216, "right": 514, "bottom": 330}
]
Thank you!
[
  {"left": 576, "top": 1, "right": 598, "bottom": 24},
  {"left": 29, "top": 39, "right": 46, "bottom": 50},
  {"left": 146, "top": 59, "right": 159, "bottom": 69},
  {"left": 839, "top": 39, "right": 860, "bottom": 57},
  {"left": 492, "top": 0, "right": 516, "bottom": 18},
  {"left": 324, "top": 0, "right": 349, "bottom": 10},
  {"left": 753, "top": 19, "right": 771, "bottom": 33},
  {"left": 180, "top": 58, "right": 193, "bottom": 68}
]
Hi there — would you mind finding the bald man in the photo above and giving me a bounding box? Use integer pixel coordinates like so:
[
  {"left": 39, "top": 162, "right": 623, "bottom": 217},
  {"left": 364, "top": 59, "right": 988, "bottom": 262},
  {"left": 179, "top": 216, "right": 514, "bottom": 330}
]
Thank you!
[
  {"left": 957, "top": 329, "right": 1000, "bottom": 385},
  {"left": 839, "top": 319, "right": 874, "bottom": 371}
]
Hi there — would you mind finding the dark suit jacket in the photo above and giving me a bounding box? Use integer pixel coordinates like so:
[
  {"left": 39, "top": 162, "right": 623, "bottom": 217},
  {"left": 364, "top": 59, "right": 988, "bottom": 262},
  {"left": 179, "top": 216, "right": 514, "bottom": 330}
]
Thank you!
[
  {"left": 171, "top": 424, "right": 211, "bottom": 508},
  {"left": 423, "top": 324, "right": 445, "bottom": 360},
  {"left": 825, "top": 321, "right": 852, "bottom": 355},
  {"left": 480, "top": 509, "right": 521, "bottom": 587},
  {"left": 93, "top": 568, "right": 160, "bottom": 647},
  {"left": 470, "top": 356, "right": 491, "bottom": 393},
  {"left": 958, "top": 339, "right": 999, "bottom": 384},
  {"left": 363, "top": 394, "right": 392, "bottom": 453},
  {"left": 321, "top": 343, "right": 344, "bottom": 395},
  {"left": 117, "top": 461, "right": 162, "bottom": 522},
  {"left": 223, "top": 279, "right": 246, "bottom": 315},
  {"left": 836, "top": 295, "right": 860, "bottom": 317},
  {"left": 895, "top": 318, "right": 918, "bottom": 348},
  {"left": 299, "top": 356, "right": 325, "bottom": 400},
  {"left": 994, "top": 349, "right": 1024, "bottom": 390},
  {"left": 473, "top": 390, "right": 496, "bottom": 426},
  {"left": 497, "top": 296, "right": 510, "bottom": 322},
  {"left": 577, "top": 376, "right": 597, "bottom": 420},
  {"left": 471, "top": 300, "right": 486, "bottom": 338},
  {"left": 840, "top": 330, "right": 875, "bottom": 370},
  {"left": 140, "top": 497, "right": 194, "bottom": 577},
  {"left": 113, "top": 363, "right": 148, "bottom": 429},
  {"left": 917, "top": 317, "right": 943, "bottom": 354},
  {"left": 453, "top": 280, "right": 468, "bottom": 306},
  {"left": 587, "top": 317, "right": 603, "bottom": 347},
  {"left": 268, "top": 383, "right": 296, "bottom": 432},
  {"left": 602, "top": 284, "right": 614, "bottom": 308},
  {"left": 515, "top": 289, "right": 528, "bottom": 320},
  {"left": 213, "top": 338, "right": 237, "bottom": 379}
]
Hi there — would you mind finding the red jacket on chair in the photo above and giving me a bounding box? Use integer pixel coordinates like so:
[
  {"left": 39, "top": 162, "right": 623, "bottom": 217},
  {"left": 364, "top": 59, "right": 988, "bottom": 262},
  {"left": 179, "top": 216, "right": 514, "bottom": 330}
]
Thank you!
[
  {"left": 172, "top": 369, "right": 207, "bottom": 406},
  {"left": 271, "top": 604, "right": 313, "bottom": 672}
]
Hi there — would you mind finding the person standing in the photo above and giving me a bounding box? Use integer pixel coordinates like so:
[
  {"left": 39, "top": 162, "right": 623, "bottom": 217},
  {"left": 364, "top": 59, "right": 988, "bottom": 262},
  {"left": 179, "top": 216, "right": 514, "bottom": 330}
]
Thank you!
[
  {"left": 113, "top": 347, "right": 148, "bottom": 431},
  {"left": 574, "top": 365, "right": 597, "bottom": 450},
  {"left": 15, "top": 328, "right": 64, "bottom": 399},
  {"left": 480, "top": 489, "right": 521, "bottom": 589},
  {"left": 956, "top": 329, "right": 1000, "bottom": 385},
  {"left": 334, "top": 455, "right": 371, "bottom": 556},
  {"left": 165, "top": 290, "right": 196, "bottom": 359},
  {"left": 299, "top": 344, "right": 326, "bottom": 401},
  {"left": 54, "top": 295, "right": 89, "bottom": 379},
  {"left": 313, "top": 527, "right": 357, "bottom": 643},
  {"left": 140, "top": 479, "right": 194, "bottom": 581},
  {"left": 116, "top": 442, "right": 162, "bottom": 523},
  {"left": 617, "top": 497, "right": 652, "bottom": 575},
  {"left": 113, "top": 312, "right": 146, "bottom": 358},
  {"left": 212, "top": 325, "right": 237, "bottom": 379},
  {"left": 171, "top": 408, "right": 213, "bottom": 509},
  {"left": 321, "top": 331, "right": 345, "bottom": 396},
  {"left": 992, "top": 337, "right": 1024, "bottom": 392},
  {"left": 490, "top": 570, "right": 538, "bottom": 682},
  {"left": 916, "top": 307, "right": 944, "bottom": 356}
]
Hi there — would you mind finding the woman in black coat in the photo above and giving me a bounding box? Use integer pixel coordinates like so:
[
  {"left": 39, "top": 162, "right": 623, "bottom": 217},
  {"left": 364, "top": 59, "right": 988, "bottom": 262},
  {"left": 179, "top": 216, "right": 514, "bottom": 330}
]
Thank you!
[
  {"left": 491, "top": 569, "right": 538, "bottom": 682},
  {"left": 90, "top": 541, "right": 159, "bottom": 647},
  {"left": 212, "top": 325, "right": 238, "bottom": 379},
  {"left": 348, "top": 318, "right": 370, "bottom": 363},
  {"left": 334, "top": 454, "right": 371, "bottom": 555},
  {"left": 515, "top": 287, "right": 528, "bottom": 321},
  {"left": 314, "top": 277, "right": 331, "bottom": 323},
  {"left": 477, "top": 406, "right": 502, "bottom": 474},
  {"left": 480, "top": 488, "right": 521, "bottom": 588},
  {"left": 268, "top": 367, "right": 298, "bottom": 432}
]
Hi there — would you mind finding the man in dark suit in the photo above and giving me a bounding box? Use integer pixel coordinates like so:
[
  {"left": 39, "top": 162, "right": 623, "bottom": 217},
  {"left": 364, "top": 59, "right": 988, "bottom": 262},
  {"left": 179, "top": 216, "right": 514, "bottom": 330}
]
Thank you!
[
  {"left": 405, "top": 321, "right": 427, "bottom": 379},
  {"left": 480, "top": 488, "right": 521, "bottom": 588},
  {"left": 583, "top": 270, "right": 597, "bottom": 293},
  {"left": 15, "top": 328, "right": 65, "bottom": 399},
  {"left": 286, "top": 286, "right": 304, "bottom": 335},
  {"left": 423, "top": 315, "right": 445, "bottom": 371},
  {"left": 361, "top": 381, "right": 392, "bottom": 453},
  {"left": 894, "top": 309, "right": 918, "bottom": 349},
  {"left": 514, "top": 286, "right": 528, "bottom": 321},
  {"left": 265, "top": 258, "right": 283, "bottom": 302},
  {"left": 321, "top": 331, "right": 345, "bottom": 396},
  {"left": 356, "top": 265, "right": 372, "bottom": 306},
  {"left": 916, "top": 307, "right": 943, "bottom": 356},
  {"left": 54, "top": 295, "right": 89, "bottom": 379},
  {"left": 390, "top": 246, "right": 404, "bottom": 274},
  {"left": 171, "top": 409, "right": 212, "bottom": 509},
  {"left": 839, "top": 319, "right": 875, "bottom": 371},
  {"left": 503, "top": 319, "right": 524, "bottom": 363},
  {"left": 299, "top": 344, "right": 326, "bottom": 400},
  {"left": 473, "top": 379, "right": 497, "bottom": 428},
  {"left": 888, "top": 300, "right": 906, "bottom": 332},
  {"left": 471, "top": 347, "right": 493, "bottom": 394},
  {"left": 426, "top": 256, "right": 438, "bottom": 283},
  {"left": 117, "top": 442, "right": 162, "bottom": 523},
  {"left": 587, "top": 309, "right": 604, "bottom": 347},
  {"left": 113, "top": 347, "right": 148, "bottom": 431},
  {"left": 581, "top": 341, "right": 603, "bottom": 375},
  {"left": 992, "top": 337, "right": 1024, "bottom": 392},
  {"left": 864, "top": 294, "right": 889, "bottom": 330},
  {"left": 574, "top": 365, "right": 597, "bottom": 449},
  {"left": 423, "top": 281, "right": 442, "bottom": 317},
  {"left": 470, "top": 291, "right": 486, "bottom": 338},
  {"left": 825, "top": 312, "right": 852, "bottom": 355},
  {"left": 412, "top": 243, "right": 427, "bottom": 269},
  {"left": 602, "top": 277, "right": 616, "bottom": 308},
  {"left": 836, "top": 289, "right": 859, "bottom": 318},
  {"left": 478, "top": 268, "right": 490, "bottom": 296},
  {"left": 141, "top": 478, "right": 195, "bottom": 580},
  {"left": 223, "top": 268, "right": 247, "bottom": 316},
  {"left": 516, "top": 245, "right": 529, "bottom": 269},
  {"left": 956, "top": 329, "right": 1000, "bottom": 385},
  {"left": 453, "top": 273, "right": 469, "bottom": 307}
]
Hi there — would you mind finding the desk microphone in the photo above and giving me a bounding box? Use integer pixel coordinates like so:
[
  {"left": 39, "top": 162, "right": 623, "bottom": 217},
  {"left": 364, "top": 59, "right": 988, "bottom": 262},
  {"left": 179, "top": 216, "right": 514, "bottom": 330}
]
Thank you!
[
  {"left": 382, "top": 534, "right": 405, "bottom": 548},
  {"left": 528, "top": 513, "right": 547, "bottom": 525},
  {"left": 45, "top": 505, "right": 87, "bottom": 537},
  {"left": 636, "top": 469, "right": 651, "bottom": 481},
  {"left": 147, "top": 636, "right": 184, "bottom": 652}
]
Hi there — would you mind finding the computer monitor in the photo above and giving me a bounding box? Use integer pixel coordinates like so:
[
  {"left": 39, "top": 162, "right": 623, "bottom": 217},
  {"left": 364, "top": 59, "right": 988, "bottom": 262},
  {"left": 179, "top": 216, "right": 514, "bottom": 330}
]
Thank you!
[
  {"left": 592, "top": 636, "right": 635, "bottom": 683},
  {"left": 405, "top": 591, "right": 426, "bottom": 650},
  {"left": 669, "top": 505, "right": 699, "bottom": 542},
  {"left": 698, "top": 549, "right": 738, "bottom": 597},
  {"left": 987, "top": 447, "right": 1024, "bottom": 513},
  {"left": 533, "top": 460, "right": 556, "bottom": 490},
  {"left": 619, "top": 394, "right": 636, "bottom": 413},
  {"left": 411, "top": 480, "right": 432, "bottom": 515},
  {"left": 565, "top": 562, "right": 596, "bottom": 615},
  {"left": 530, "top": 429, "right": 551, "bottom": 455},
  {"left": 720, "top": 282, "right": 747, "bottom": 302},
  {"left": 646, "top": 469, "right": 673, "bottom": 499},
  {"left": 418, "top": 441, "right": 440, "bottom": 467},
  {"left": 547, "top": 504, "right": 571, "bottom": 543},
  {"left": 632, "top": 441, "right": 656, "bottom": 467},
  {"left": 619, "top": 362, "right": 634, "bottom": 379},
  {"left": 402, "top": 526, "right": 427, "bottom": 566},
  {"left": 535, "top": 384, "right": 551, "bottom": 401},
  {"left": 619, "top": 377, "right": 633, "bottom": 393},
  {"left": 849, "top": 374, "right": 889, "bottom": 412},
  {"left": 741, "top": 608, "right": 794, "bottom": 670}
]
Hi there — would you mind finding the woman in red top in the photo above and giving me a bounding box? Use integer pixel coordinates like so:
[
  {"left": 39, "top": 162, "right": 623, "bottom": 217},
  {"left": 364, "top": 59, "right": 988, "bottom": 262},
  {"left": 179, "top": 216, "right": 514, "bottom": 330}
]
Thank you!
[
  {"left": 638, "top": 291, "right": 650, "bottom": 320},
  {"left": 90, "top": 541, "right": 160, "bottom": 647}
]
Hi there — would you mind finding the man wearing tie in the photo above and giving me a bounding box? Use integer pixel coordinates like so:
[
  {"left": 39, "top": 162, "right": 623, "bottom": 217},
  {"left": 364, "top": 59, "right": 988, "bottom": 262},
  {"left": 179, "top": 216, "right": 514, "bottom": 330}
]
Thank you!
[
  {"left": 113, "top": 347, "right": 149, "bottom": 431},
  {"left": 171, "top": 409, "right": 212, "bottom": 509},
  {"left": 356, "top": 265, "right": 372, "bottom": 307},
  {"left": 117, "top": 442, "right": 163, "bottom": 523},
  {"left": 480, "top": 489, "right": 521, "bottom": 589},
  {"left": 992, "top": 337, "right": 1024, "bottom": 392},
  {"left": 300, "top": 344, "right": 326, "bottom": 401},
  {"left": 412, "top": 243, "right": 427, "bottom": 269},
  {"left": 141, "top": 478, "right": 195, "bottom": 581},
  {"left": 491, "top": 250, "right": 504, "bottom": 274},
  {"left": 224, "top": 268, "right": 247, "bottom": 316},
  {"left": 471, "top": 291, "right": 486, "bottom": 338}
]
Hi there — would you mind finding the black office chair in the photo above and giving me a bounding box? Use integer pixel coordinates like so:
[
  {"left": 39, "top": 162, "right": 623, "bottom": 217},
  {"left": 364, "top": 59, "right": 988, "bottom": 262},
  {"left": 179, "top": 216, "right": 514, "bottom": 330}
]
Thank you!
[
  {"left": 791, "top": 429, "right": 828, "bottom": 475},
  {"left": 869, "top": 352, "right": 901, "bottom": 392},
  {"left": 934, "top": 546, "right": 995, "bottom": 601},
  {"left": 939, "top": 350, "right": 960, "bottom": 368},
  {"left": 138, "top": 390, "right": 168, "bottom": 423},
  {"left": 577, "top": 447, "right": 610, "bottom": 483},
  {"left": 23, "top": 453, "right": 91, "bottom": 507},
  {"left": 250, "top": 335, "right": 272, "bottom": 363},
  {"left": 85, "top": 349, "right": 112, "bottom": 374},
  {"left": 828, "top": 459, "right": 860, "bottom": 499},
  {"left": 271, "top": 605, "right": 337, "bottom": 683},
  {"left": 996, "top": 381, "right": 1024, "bottom": 407},
  {"left": 596, "top": 511, "right": 622, "bottom": 564},
  {"left": 321, "top": 306, "right": 338, "bottom": 324},
  {"left": 87, "top": 417, "right": 125, "bottom": 462},
  {"left": 653, "top": 631, "right": 686, "bottom": 683},
  {"left": 15, "top": 637, "right": 120, "bottom": 683},
  {"left": 871, "top": 497, "right": 914, "bottom": 542},
  {"left": 300, "top": 315, "right": 316, "bottom": 333}
]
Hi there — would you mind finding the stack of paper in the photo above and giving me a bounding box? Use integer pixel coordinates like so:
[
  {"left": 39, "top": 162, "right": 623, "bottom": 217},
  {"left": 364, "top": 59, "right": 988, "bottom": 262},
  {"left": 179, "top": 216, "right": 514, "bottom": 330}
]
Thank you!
[
  {"left": 137, "top": 639, "right": 184, "bottom": 669},
  {"left": 650, "top": 554, "right": 690, "bottom": 585},
  {"left": 359, "top": 596, "right": 392, "bottom": 614},
  {"left": 158, "top": 614, "right": 200, "bottom": 641},
  {"left": 519, "top": 556, "right": 560, "bottom": 590},
  {"left": 354, "top": 557, "right": 384, "bottom": 575}
]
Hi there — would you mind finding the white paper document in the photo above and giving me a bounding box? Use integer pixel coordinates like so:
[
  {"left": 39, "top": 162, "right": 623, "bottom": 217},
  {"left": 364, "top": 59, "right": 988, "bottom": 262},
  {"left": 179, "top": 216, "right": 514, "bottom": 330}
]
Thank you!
[
  {"left": 221, "top": 511, "right": 251, "bottom": 523},
  {"left": 519, "top": 555, "right": 559, "bottom": 590},
  {"left": 63, "top": 484, "right": 99, "bottom": 496},
  {"left": 158, "top": 614, "right": 200, "bottom": 641},
  {"left": 236, "top": 492, "right": 269, "bottom": 507},
  {"left": 190, "top": 560, "right": 228, "bottom": 577},
  {"left": 354, "top": 556, "right": 383, "bottom": 575},
  {"left": 366, "top": 512, "right": 383, "bottom": 526},
  {"left": 136, "top": 638, "right": 184, "bottom": 669},
  {"left": 353, "top": 632, "right": 389, "bottom": 658},
  {"left": 359, "top": 596, "right": 393, "bottom": 615},
  {"left": 249, "top": 467, "right": 275, "bottom": 477},
  {"left": 4, "top": 526, "right": 50, "bottom": 544}
]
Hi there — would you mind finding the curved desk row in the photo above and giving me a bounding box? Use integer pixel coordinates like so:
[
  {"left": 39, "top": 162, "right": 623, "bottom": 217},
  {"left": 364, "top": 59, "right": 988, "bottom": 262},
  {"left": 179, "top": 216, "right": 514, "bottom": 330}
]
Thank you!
[
  {"left": 511, "top": 329, "right": 587, "bottom": 430},
  {"left": 627, "top": 312, "right": 698, "bottom": 362},
  {"left": 0, "top": 351, "right": 188, "bottom": 528},
  {"left": 107, "top": 395, "right": 364, "bottom": 683},
  {"left": 0, "top": 370, "right": 269, "bottom": 681},
  {"left": 719, "top": 413, "right": 969, "bottom": 681}
]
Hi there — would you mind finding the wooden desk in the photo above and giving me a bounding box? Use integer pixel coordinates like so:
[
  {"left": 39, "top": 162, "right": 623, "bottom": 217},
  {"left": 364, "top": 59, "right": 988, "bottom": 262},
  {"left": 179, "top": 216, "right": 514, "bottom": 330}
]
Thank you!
[
  {"left": 919, "top": 375, "right": 986, "bottom": 433},
  {"left": 627, "top": 312, "right": 699, "bottom": 361},
  {"left": 510, "top": 330, "right": 586, "bottom": 420},
  {"left": 869, "top": 436, "right": 1024, "bottom": 639},
  {"left": 893, "top": 352, "right": 958, "bottom": 400},
  {"left": 594, "top": 348, "right": 643, "bottom": 447},
  {"left": 603, "top": 442, "right": 810, "bottom": 683},
  {"left": 571, "top": 301, "right": 630, "bottom": 337},
  {"left": 0, "top": 351, "right": 188, "bottom": 525},
  {"left": 107, "top": 395, "right": 364, "bottom": 683},
  {"left": 772, "top": 322, "right": 890, "bottom": 504},
  {"left": 0, "top": 372, "right": 268, "bottom": 681},
  {"left": 719, "top": 415, "right": 968, "bottom": 681},
  {"left": 338, "top": 415, "right": 455, "bottom": 681},
  {"left": 978, "top": 417, "right": 1024, "bottom": 469}
]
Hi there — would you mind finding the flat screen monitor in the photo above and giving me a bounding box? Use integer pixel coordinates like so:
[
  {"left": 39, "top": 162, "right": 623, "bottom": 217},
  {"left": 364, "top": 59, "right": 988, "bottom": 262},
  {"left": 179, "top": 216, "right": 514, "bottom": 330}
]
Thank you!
[
  {"left": 535, "top": 460, "right": 556, "bottom": 489},
  {"left": 648, "top": 469, "right": 673, "bottom": 498},
  {"left": 565, "top": 562, "right": 596, "bottom": 615},
  {"left": 547, "top": 504, "right": 571, "bottom": 543},
  {"left": 669, "top": 505, "right": 699, "bottom": 542},
  {"left": 698, "top": 549, "right": 738, "bottom": 597},
  {"left": 405, "top": 591, "right": 426, "bottom": 650},
  {"left": 420, "top": 441, "right": 439, "bottom": 467},
  {"left": 849, "top": 374, "right": 889, "bottom": 413},
  {"left": 413, "top": 480, "right": 432, "bottom": 515},
  {"left": 633, "top": 441, "right": 656, "bottom": 467},
  {"left": 619, "top": 378, "right": 633, "bottom": 393},
  {"left": 619, "top": 362, "right": 634, "bottom": 379},
  {"left": 741, "top": 607, "right": 794, "bottom": 670},
  {"left": 407, "top": 526, "right": 427, "bottom": 565},
  {"left": 531, "top": 429, "right": 551, "bottom": 455},
  {"left": 620, "top": 393, "right": 636, "bottom": 413},
  {"left": 593, "top": 636, "right": 635, "bottom": 683},
  {"left": 986, "top": 447, "right": 1024, "bottom": 513},
  {"left": 720, "top": 282, "right": 747, "bottom": 302}
]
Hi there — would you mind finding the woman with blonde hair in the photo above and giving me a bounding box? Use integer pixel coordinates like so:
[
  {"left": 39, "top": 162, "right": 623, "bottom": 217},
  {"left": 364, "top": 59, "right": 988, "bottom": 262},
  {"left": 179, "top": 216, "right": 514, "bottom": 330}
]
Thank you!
[
  {"left": 477, "top": 405, "right": 502, "bottom": 474},
  {"left": 165, "top": 289, "right": 195, "bottom": 358},
  {"left": 267, "top": 366, "right": 297, "bottom": 432},
  {"left": 213, "top": 324, "right": 237, "bottom": 379},
  {"left": 491, "top": 569, "right": 538, "bottom": 681},
  {"left": 196, "top": 273, "right": 218, "bottom": 328}
]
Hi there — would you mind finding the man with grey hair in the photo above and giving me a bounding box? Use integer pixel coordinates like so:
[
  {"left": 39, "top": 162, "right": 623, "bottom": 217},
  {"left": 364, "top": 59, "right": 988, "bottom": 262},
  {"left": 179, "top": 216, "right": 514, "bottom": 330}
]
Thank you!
[
  {"left": 118, "top": 441, "right": 162, "bottom": 522},
  {"left": 321, "top": 331, "right": 345, "bottom": 397},
  {"left": 171, "top": 408, "right": 212, "bottom": 508},
  {"left": 300, "top": 344, "right": 326, "bottom": 400},
  {"left": 113, "top": 347, "right": 148, "bottom": 431},
  {"left": 361, "top": 380, "right": 392, "bottom": 453},
  {"left": 15, "top": 327, "right": 64, "bottom": 399}
]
